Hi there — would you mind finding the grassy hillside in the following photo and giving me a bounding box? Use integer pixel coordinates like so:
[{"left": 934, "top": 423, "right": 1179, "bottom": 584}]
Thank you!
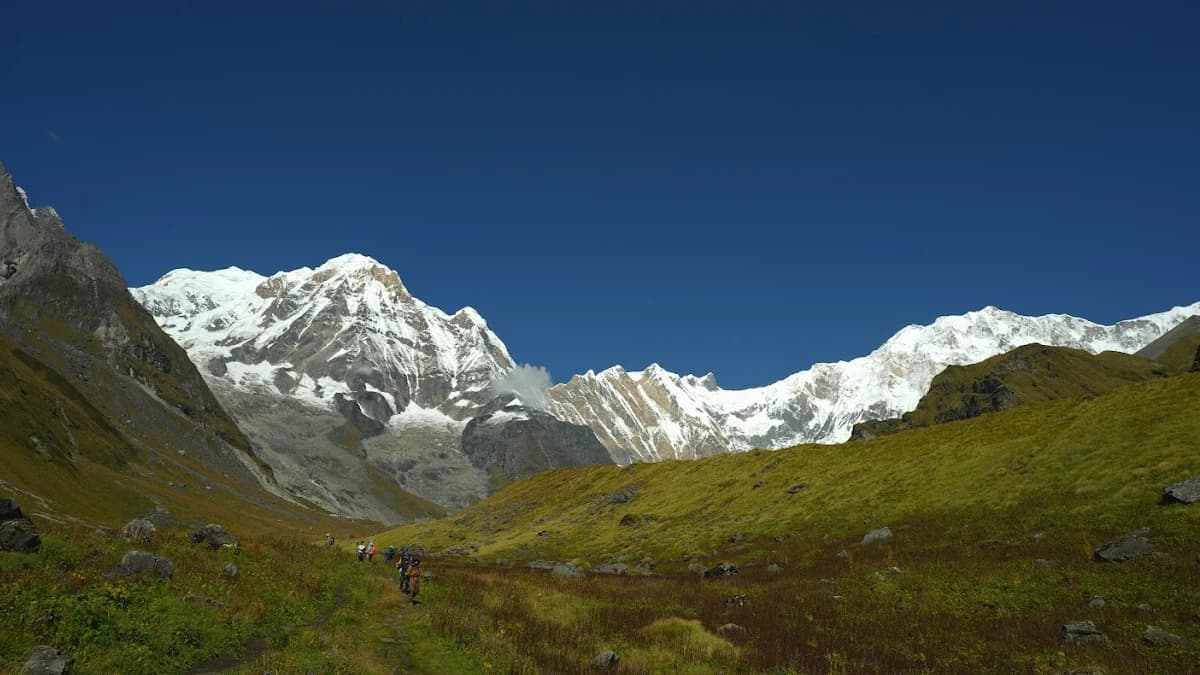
[
  {"left": 371, "top": 372, "right": 1200, "bottom": 673},
  {"left": 852, "top": 344, "right": 1171, "bottom": 440}
]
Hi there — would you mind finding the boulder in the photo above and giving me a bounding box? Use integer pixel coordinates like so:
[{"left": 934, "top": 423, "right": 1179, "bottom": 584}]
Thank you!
[
  {"left": 717, "top": 623, "right": 747, "bottom": 637},
  {"left": 19, "top": 645, "right": 73, "bottom": 675},
  {"left": 593, "top": 650, "right": 619, "bottom": 669},
  {"left": 593, "top": 563, "right": 629, "bottom": 575},
  {"left": 1143, "top": 625, "right": 1187, "bottom": 646},
  {"left": 861, "top": 526, "right": 892, "bottom": 545},
  {"left": 1088, "top": 596, "right": 1105, "bottom": 609},
  {"left": 767, "top": 563, "right": 782, "bottom": 575},
  {"left": 552, "top": 563, "right": 584, "bottom": 579},
  {"left": 0, "top": 499, "right": 41, "bottom": 553},
  {"left": 835, "top": 549, "right": 850, "bottom": 560},
  {"left": 786, "top": 484, "right": 806, "bottom": 495},
  {"left": 618, "top": 514, "right": 639, "bottom": 527},
  {"left": 723, "top": 594, "right": 747, "bottom": 608},
  {"left": 118, "top": 550, "right": 174, "bottom": 578},
  {"left": 1093, "top": 531, "right": 1152, "bottom": 562},
  {"left": 728, "top": 533, "right": 744, "bottom": 544},
  {"left": 120, "top": 519, "right": 156, "bottom": 544},
  {"left": 223, "top": 564, "right": 239, "bottom": 578},
  {"left": 527, "top": 560, "right": 555, "bottom": 571},
  {"left": 1061, "top": 621, "right": 1106, "bottom": 643},
  {"left": 190, "top": 523, "right": 238, "bottom": 550},
  {"left": 704, "top": 562, "right": 738, "bottom": 578},
  {"left": 1161, "top": 477, "right": 1200, "bottom": 505}
]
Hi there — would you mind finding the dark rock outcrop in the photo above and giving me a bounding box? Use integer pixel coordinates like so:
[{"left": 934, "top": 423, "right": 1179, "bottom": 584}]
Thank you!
[
  {"left": 1162, "top": 477, "right": 1200, "bottom": 505},
  {"left": 1192, "top": 344, "right": 1200, "bottom": 372},
  {"left": 191, "top": 523, "right": 239, "bottom": 550},
  {"left": 1093, "top": 530, "right": 1153, "bottom": 562},
  {"left": 1143, "top": 625, "right": 1187, "bottom": 646},
  {"left": 0, "top": 499, "right": 41, "bottom": 553},
  {"left": 461, "top": 405, "right": 613, "bottom": 487},
  {"left": 1061, "top": 621, "right": 1106, "bottom": 643},
  {"left": 20, "top": 645, "right": 73, "bottom": 675}
]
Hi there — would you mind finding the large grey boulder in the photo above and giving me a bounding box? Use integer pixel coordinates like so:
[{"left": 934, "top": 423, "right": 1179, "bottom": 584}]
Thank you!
[
  {"left": 1093, "top": 530, "right": 1153, "bottom": 562},
  {"left": 190, "top": 523, "right": 238, "bottom": 550},
  {"left": 0, "top": 499, "right": 41, "bottom": 553},
  {"left": 120, "top": 519, "right": 156, "bottom": 544},
  {"left": 861, "top": 526, "right": 893, "bottom": 545},
  {"left": 1061, "top": 621, "right": 1106, "bottom": 643},
  {"left": 1161, "top": 477, "right": 1200, "bottom": 505},
  {"left": 1143, "top": 625, "right": 1187, "bottom": 646},
  {"left": 592, "top": 650, "right": 619, "bottom": 669},
  {"left": 19, "top": 645, "right": 72, "bottom": 675},
  {"left": 118, "top": 551, "right": 174, "bottom": 578}
]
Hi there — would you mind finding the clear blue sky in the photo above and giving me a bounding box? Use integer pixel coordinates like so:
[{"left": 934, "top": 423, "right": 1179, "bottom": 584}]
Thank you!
[{"left": 3, "top": 1, "right": 1198, "bottom": 388}]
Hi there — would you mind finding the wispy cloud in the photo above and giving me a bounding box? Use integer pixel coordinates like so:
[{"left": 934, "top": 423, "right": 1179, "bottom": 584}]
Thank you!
[
  {"left": 490, "top": 364, "right": 553, "bottom": 409},
  {"left": 47, "top": 131, "right": 62, "bottom": 145}
]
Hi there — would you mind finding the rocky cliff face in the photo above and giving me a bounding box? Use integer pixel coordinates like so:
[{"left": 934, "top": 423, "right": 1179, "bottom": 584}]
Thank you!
[
  {"left": 546, "top": 305, "right": 1200, "bottom": 461},
  {"left": 0, "top": 162, "right": 274, "bottom": 487},
  {"left": 461, "top": 404, "right": 613, "bottom": 489}
]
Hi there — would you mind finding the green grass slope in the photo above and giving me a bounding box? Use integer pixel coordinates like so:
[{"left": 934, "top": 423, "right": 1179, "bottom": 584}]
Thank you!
[
  {"left": 367, "top": 372, "right": 1200, "bottom": 673},
  {"left": 851, "top": 344, "right": 1170, "bottom": 440},
  {"left": 379, "top": 371, "right": 1200, "bottom": 565}
]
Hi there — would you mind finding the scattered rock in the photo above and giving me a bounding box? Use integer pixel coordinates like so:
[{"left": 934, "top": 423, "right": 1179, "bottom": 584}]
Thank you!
[
  {"left": 786, "top": 484, "right": 807, "bottom": 494},
  {"left": 527, "top": 560, "right": 555, "bottom": 571},
  {"left": 593, "top": 650, "right": 620, "bottom": 669},
  {"left": 537, "top": 530, "right": 551, "bottom": 537},
  {"left": 752, "top": 481, "right": 765, "bottom": 489},
  {"left": 618, "top": 514, "right": 639, "bottom": 527},
  {"left": 1137, "top": 603, "right": 1155, "bottom": 613},
  {"left": 1089, "top": 596, "right": 1106, "bottom": 609},
  {"left": 861, "top": 526, "right": 892, "bottom": 545},
  {"left": 0, "top": 499, "right": 41, "bottom": 553},
  {"left": 773, "top": 534, "right": 787, "bottom": 542},
  {"left": 120, "top": 519, "right": 156, "bottom": 544},
  {"left": 1031, "top": 531, "right": 1046, "bottom": 542},
  {"left": 1061, "top": 621, "right": 1106, "bottom": 643},
  {"left": 1093, "top": 530, "right": 1153, "bottom": 562},
  {"left": 143, "top": 505, "right": 173, "bottom": 527},
  {"left": 593, "top": 563, "right": 629, "bottom": 575},
  {"left": 723, "top": 594, "right": 747, "bottom": 608},
  {"left": 552, "top": 564, "right": 584, "bottom": 579},
  {"left": 820, "top": 578, "right": 836, "bottom": 587},
  {"left": 767, "top": 563, "right": 782, "bottom": 575},
  {"left": 728, "top": 533, "right": 744, "bottom": 544},
  {"left": 704, "top": 562, "right": 739, "bottom": 578},
  {"left": 184, "top": 593, "right": 228, "bottom": 609},
  {"left": 190, "top": 523, "right": 238, "bottom": 550},
  {"left": 1161, "top": 477, "right": 1200, "bottom": 505},
  {"left": 223, "top": 564, "right": 239, "bottom": 578},
  {"left": 1143, "top": 625, "right": 1187, "bottom": 646},
  {"left": 835, "top": 549, "right": 850, "bottom": 560},
  {"left": 717, "top": 623, "right": 747, "bottom": 637},
  {"left": 19, "top": 645, "right": 73, "bottom": 675},
  {"left": 604, "top": 489, "right": 636, "bottom": 505},
  {"left": 117, "top": 550, "right": 174, "bottom": 578},
  {"left": 874, "top": 566, "right": 902, "bottom": 581}
]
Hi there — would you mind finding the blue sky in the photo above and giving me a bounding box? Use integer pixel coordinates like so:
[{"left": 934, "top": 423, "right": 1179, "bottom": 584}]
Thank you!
[{"left": 3, "top": 1, "right": 1198, "bottom": 388}]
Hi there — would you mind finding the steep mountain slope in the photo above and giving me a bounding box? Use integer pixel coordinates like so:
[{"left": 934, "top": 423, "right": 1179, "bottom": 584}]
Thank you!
[
  {"left": 547, "top": 305, "right": 1200, "bottom": 461},
  {"left": 1135, "top": 314, "right": 1200, "bottom": 373},
  {"left": 849, "top": 344, "right": 1170, "bottom": 440},
  {"left": 133, "top": 257, "right": 575, "bottom": 515},
  {"left": 0, "top": 162, "right": 377, "bottom": 535}
]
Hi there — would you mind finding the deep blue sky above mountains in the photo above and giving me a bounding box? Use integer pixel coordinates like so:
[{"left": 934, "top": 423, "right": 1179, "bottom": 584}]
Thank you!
[{"left": 4, "top": 1, "right": 1198, "bottom": 388}]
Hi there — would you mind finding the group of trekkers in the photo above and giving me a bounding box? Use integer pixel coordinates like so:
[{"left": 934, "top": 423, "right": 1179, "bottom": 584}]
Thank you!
[{"left": 352, "top": 539, "right": 423, "bottom": 605}]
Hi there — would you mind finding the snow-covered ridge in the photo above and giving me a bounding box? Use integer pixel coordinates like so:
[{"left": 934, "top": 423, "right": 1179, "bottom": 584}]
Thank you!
[
  {"left": 547, "top": 302, "right": 1200, "bottom": 462},
  {"left": 132, "top": 254, "right": 514, "bottom": 422}
]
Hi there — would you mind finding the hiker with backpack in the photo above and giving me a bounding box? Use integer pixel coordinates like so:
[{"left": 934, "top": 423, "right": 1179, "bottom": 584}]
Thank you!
[
  {"left": 368, "top": 541, "right": 377, "bottom": 563},
  {"left": 384, "top": 545, "right": 395, "bottom": 565},
  {"left": 397, "top": 548, "right": 413, "bottom": 594},
  {"left": 356, "top": 541, "right": 367, "bottom": 562},
  {"left": 406, "top": 558, "right": 423, "bottom": 605}
]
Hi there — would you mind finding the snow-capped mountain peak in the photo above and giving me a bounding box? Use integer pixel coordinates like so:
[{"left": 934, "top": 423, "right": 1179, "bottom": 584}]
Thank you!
[
  {"left": 132, "top": 254, "right": 514, "bottom": 420},
  {"left": 546, "top": 302, "right": 1200, "bottom": 462}
]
